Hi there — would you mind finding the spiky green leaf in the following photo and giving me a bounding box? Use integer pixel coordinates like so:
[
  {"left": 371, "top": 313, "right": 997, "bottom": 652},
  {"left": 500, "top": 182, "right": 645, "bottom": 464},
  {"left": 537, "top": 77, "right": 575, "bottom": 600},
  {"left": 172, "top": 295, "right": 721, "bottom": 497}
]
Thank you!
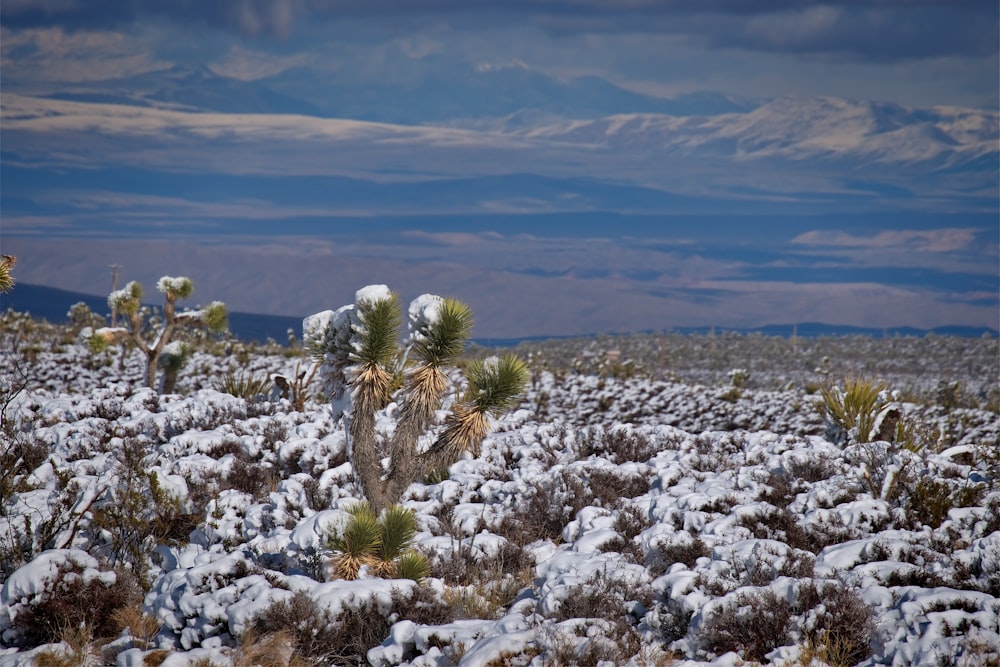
[
  {"left": 87, "top": 331, "right": 109, "bottom": 353},
  {"left": 378, "top": 505, "right": 418, "bottom": 562},
  {"left": 109, "top": 281, "right": 143, "bottom": 315},
  {"left": 820, "top": 378, "right": 889, "bottom": 443},
  {"left": 465, "top": 354, "right": 529, "bottom": 415},
  {"left": 394, "top": 550, "right": 430, "bottom": 583},
  {"left": 157, "top": 276, "right": 194, "bottom": 300},
  {"left": 355, "top": 292, "right": 401, "bottom": 367},
  {"left": 0, "top": 256, "right": 15, "bottom": 294},
  {"left": 202, "top": 301, "right": 228, "bottom": 334},
  {"left": 413, "top": 298, "right": 473, "bottom": 367},
  {"left": 329, "top": 502, "right": 381, "bottom": 558}
]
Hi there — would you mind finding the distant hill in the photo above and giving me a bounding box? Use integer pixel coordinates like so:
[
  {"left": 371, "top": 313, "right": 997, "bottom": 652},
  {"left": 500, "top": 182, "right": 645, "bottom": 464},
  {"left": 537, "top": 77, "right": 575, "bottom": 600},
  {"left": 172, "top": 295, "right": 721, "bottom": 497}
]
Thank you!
[{"left": 3, "top": 283, "right": 995, "bottom": 346}]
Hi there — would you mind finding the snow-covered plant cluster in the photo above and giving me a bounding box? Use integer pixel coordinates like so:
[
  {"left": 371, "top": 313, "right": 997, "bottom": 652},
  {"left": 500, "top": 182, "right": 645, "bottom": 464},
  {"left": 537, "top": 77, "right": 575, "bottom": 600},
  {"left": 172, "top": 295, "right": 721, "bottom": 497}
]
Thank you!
[{"left": 0, "top": 311, "right": 998, "bottom": 667}]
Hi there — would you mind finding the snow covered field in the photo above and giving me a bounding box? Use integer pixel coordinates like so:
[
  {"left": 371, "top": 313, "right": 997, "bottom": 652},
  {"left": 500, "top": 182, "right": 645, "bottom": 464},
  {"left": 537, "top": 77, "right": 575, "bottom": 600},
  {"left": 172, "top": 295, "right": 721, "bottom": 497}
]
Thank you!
[{"left": 1, "top": 318, "right": 998, "bottom": 666}]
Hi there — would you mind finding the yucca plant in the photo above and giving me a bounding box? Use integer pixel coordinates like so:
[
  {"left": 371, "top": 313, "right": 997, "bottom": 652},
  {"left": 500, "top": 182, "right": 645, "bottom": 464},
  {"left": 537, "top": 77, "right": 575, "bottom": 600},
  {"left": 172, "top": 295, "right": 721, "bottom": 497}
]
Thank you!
[
  {"left": 215, "top": 370, "right": 272, "bottom": 400},
  {"left": 820, "top": 378, "right": 890, "bottom": 444},
  {"left": 328, "top": 502, "right": 429, "bottom": 582},
  {"left": 82, "top": 276, "right": 227, "bottom": 390},
  {"left": 0, "top": 255, "right": 15, "bottom": 293},
  {"left": 305, "top": 286, "right": 529, "bottom": 511}
]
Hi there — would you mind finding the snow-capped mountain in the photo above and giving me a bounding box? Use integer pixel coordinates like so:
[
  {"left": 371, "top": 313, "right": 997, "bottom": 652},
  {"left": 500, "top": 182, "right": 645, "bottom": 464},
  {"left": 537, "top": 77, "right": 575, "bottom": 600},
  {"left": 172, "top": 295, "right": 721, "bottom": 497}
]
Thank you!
[{"left": 519, "top": 97, "right": 998, "bottom": 169}]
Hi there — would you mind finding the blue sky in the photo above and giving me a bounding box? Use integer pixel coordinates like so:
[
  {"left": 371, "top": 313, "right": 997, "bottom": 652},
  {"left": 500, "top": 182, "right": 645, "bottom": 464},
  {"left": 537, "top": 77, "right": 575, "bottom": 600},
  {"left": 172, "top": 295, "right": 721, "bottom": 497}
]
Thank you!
[{"left": 1, "top": 1, "right": 998, "bottom": 337}]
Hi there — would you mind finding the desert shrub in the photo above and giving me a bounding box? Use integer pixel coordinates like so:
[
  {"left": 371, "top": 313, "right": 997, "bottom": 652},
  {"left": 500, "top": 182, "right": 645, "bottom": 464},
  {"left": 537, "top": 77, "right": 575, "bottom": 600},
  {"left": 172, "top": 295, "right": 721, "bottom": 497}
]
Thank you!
[
  {"left": 92, "top": 436, "right": 200, "bottom": 583},
  {"left": 737, "top": 505, "right": 812, "bottom": 552},
  {"left": 786, "top": 455, "right": 836, "bottom": 483},
  {"left": 906, "top": 477, "right": 961, "bottom": 529},
  {"left": 647, "top": 534, "right": 710, "bottom": 576},
  {"left": 435, "top": 539, "right": 534, "bottom": 618},
  {"left": 231, "top": 629, "right": 307, "bottom": 667},
  {"left": 546, "top": 568, "right": 652, "bottom": 625},
  {"left": 587, "top": 467, "right": 651, "bottom": 507},
  {"left": 647, "top": 596, "right": 694, "bottom": 645},
  {"left": 300, "top": 476, "right": 333, "bottom": 511},
  {"left": 698, "top": 589, "right": 793, "bottom": 662},
  {"left": 8, "top": 558, "right": 143, "bottom": 648},
  {"left": 801, "top": 584, "right": 876, "bottom": 667},
  {"left": 598, "top": 428, "right": 661, "bottom": 463},
  {"left": 614, "top": 505, "right": 650, "bottom": 540},
  {"left": 249, "top": 587, "right": 451, "bottom": 665},
  {"left": 226, "top": 457, "right": 281, "bottom": 501},
  {"left": 495, "top": 473, "right": 588, "bottom": 545},
  {"left": 757, "top": 469, "right": 798, "bottom": 507},
  {"left": 544, "top": 621, "right": 643, "bottom": 667}
]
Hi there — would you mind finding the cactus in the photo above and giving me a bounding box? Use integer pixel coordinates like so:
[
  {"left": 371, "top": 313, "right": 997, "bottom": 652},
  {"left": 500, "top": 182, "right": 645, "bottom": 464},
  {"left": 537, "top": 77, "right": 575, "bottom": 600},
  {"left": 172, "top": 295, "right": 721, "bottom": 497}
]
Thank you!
[
  {"left": 83, "top": 276, "right": 227, "bottom": 390},
  {"left": 305, "top": 286, "right": 528, "bottom": 511}
]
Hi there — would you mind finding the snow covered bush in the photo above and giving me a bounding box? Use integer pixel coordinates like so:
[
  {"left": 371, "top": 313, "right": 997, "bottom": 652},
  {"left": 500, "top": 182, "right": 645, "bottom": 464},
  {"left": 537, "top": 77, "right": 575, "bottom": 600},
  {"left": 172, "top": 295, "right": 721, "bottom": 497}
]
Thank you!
[
  {"left": 304, "top": 285, "right": 528, "bottom": 511},
  {"left": 0, "top": 549, "right": 142, "bottom": 648},
  {"left": 82, "top": 275, "right": 227, "bottom": 390}
]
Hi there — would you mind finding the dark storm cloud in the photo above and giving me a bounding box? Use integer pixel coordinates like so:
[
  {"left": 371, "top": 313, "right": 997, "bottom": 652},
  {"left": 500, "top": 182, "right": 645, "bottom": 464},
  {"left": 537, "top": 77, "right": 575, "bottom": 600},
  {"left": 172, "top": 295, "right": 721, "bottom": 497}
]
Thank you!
[{"left": 3, "top": 0, "right": 996, "bottom": 60}]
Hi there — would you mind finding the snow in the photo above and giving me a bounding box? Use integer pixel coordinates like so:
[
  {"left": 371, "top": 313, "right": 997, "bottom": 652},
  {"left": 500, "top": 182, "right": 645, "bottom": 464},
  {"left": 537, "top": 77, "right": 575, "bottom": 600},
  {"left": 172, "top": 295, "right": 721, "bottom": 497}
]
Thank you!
[
  {"left": 407, "top": 293, "right": 444, "bottom": 343},
  {"left": 0, "top": 330, "right": 997, "bottom": 666},
  {"left": 156, "top": 276, "right": 191, "bottom": 294},
  {"left": 356, "top": 284, "right": 393, "bottom": 305}
]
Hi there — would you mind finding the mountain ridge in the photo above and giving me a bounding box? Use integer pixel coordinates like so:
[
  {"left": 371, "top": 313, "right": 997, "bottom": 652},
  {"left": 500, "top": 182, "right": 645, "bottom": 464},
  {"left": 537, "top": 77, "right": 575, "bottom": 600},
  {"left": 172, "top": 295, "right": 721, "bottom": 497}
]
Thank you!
[{"left": 4, "top": 283, "right": 994, "bottom": 345}]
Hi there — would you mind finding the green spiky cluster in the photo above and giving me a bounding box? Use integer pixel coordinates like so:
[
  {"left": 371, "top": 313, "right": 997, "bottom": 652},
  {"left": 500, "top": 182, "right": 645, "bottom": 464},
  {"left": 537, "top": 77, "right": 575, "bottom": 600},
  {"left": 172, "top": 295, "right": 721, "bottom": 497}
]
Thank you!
[
  {"left": 355, "top": 292, "right": 401, "bottom": 367},
  {"left": 821, "top": 378, "right": 890, "bottom": 443},
  {"left": 0, "top": 256, "right": 15, "bottom": 294},
  {"left": 157, "top": 276, "right": 194, "bottom": 300},
  {"left": 412, "top": 298, "right": 474, "bottom": 367},
  {"left": 327, "top": 502, "right": 428, "bottom": 582},
  {"left": 109, "top": 281, "right": 143, "bottom": 316},
  {"left": 202, "top": 301, "right": 228, "bottom": 334},
  {"left": 465, "top": 354, "right": 531, "bottom": 415}
]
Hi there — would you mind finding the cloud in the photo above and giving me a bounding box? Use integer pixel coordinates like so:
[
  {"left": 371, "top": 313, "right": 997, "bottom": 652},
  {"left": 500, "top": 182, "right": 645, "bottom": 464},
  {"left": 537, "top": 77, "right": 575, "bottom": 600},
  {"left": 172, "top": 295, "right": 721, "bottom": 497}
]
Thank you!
[
  {"left": 791, "top": 229, "right": 980, "bottom": 253},
  {"left": 2, "top": 1, "right": 996, "bottom": 62},
  {"left": 0, "top": 26, "right": 170, "bottom": 82},
  {"left": 208, "top": 45, "right": 313, "bottom": 80}
]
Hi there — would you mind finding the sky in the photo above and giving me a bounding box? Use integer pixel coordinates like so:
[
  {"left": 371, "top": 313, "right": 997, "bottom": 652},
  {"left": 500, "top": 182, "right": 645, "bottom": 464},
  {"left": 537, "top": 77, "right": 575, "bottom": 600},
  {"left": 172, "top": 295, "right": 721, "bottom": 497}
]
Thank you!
[{"left": 1, "top": 1, "right": 998, "bottom": 338}]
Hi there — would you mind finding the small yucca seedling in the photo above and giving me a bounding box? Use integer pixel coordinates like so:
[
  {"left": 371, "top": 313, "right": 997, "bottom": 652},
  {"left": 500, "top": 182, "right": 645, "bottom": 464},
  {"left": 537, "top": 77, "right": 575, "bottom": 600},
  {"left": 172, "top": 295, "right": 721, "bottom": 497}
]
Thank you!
[
  {"left": 393, "top": 550, "right": 431, "bottom": 583},
  {"left": 305, "top": 286, "right": 529, "bottom": 511},
  {"left": 216, "top": 370, "right": 272, "bottom": 400},
  {"left": 328, "top": 502, "right": 382, "bottom": 580},
  {"left": 820, "top": 378, "right": 890, "bottom": 444},
  {"left": 327, "top": 502, "right": 429, "bottom": 582}
]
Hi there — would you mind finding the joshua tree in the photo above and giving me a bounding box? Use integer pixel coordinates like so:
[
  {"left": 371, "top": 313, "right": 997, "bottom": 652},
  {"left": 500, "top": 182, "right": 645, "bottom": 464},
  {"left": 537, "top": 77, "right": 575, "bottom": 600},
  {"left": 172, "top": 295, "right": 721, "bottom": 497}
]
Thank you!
[
  {"left": 84, "top": 276, "right": 227, "bottom": 390},
  {"left": 305, "top": 285, "right": 528, "bottom": 512}
]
